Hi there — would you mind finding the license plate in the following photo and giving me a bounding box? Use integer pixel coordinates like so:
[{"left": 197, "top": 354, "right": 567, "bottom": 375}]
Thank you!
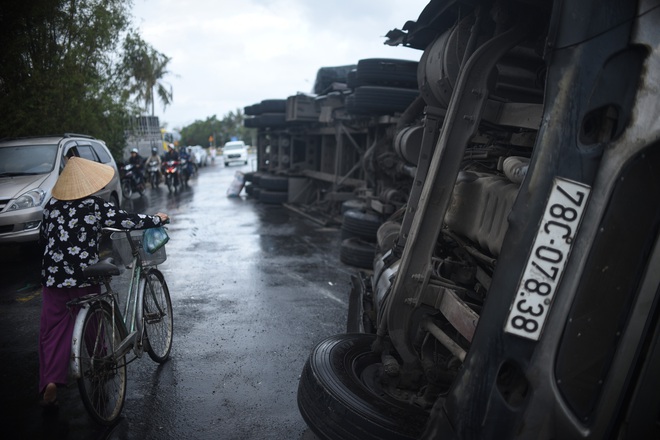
[{"left": 504, "top": 177, "right": 591, "bottom": 340}]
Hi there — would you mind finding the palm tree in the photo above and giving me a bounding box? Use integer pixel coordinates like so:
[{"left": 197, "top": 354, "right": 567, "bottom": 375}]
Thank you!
[{"left": 122, "top": 33, "right": 173, "bottom": 115}]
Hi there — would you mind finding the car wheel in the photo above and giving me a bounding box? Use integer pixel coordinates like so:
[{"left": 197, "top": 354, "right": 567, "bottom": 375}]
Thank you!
[
  {"left": 109, "top": 193, "right": 120, "bottom": 208},
  {"left": 297, "top": 333, "right": 429, "bottom": 440}
]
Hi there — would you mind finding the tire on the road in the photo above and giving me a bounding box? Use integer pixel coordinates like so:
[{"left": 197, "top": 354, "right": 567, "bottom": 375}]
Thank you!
[
  {"left": 341, "top": 209, "right": 382, "bottom": 241},
  {"left": 259, "top": 175, "right": 288, "bottom": 191},
  {"left": 340, "top": 237, "right": 376, "bottom": 269},
  {"left": 259, "top": 189, "right": 288, "bottom": 205},
  {"left": 297, "top": 333, "right": 429, "bottom": 440}
]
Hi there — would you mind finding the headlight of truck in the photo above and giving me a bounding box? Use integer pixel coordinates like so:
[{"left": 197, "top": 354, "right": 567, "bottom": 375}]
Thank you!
[{"left": 7, "top": 189, "right": 46, "bottom": 211}]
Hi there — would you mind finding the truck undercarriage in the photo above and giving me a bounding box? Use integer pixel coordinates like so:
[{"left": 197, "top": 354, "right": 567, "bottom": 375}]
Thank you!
[{"left": 245, "top": 0, "right": 660, "bottom": 438}]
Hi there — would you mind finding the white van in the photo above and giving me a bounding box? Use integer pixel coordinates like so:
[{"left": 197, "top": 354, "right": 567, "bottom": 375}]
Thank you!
[{"left": 221, "top": 141, "right": 248, "bottom": 166}]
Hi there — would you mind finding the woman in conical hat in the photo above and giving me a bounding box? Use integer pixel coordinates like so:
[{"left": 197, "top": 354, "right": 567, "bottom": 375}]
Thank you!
[{"left": 38, "top": 157, "right": 169, "bottom": 408}]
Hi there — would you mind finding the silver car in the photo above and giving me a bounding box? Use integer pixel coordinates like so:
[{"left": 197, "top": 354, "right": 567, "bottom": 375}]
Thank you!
[{"left": 0, "top": 134, "right": 123, "bottom": 244}]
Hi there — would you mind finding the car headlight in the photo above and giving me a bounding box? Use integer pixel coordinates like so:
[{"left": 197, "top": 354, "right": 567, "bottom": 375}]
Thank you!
[{"left": 7, "top": 189, "right": 46, "bottom": 211}]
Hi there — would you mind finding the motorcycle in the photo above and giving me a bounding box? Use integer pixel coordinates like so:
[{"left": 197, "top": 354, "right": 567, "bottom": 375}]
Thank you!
[
  {"left": 179, "top": 158, "right": 192, "bottom": 187},
  {"left": 162, "top": 160, "right": 180, "bottom": 193},
  {"left": 120, "top": 163, "right": 145, "bottom": 198},
  {"left": 146, "top": 158, "right": 161, "bottom": 188}
]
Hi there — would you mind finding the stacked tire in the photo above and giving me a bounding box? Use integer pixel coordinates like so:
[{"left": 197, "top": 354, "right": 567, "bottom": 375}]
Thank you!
[
  {"left": 244, "top": 99, "right": 287, "bottom": 129},
  {"left": 340, "top": 202, "right": 383, "bottom": 269},
  {"left": 244, "top": 172, "right": 289, "bottom": 205},
  {"left": 345, "top": 58, "right": 420, "bottom": 117}
]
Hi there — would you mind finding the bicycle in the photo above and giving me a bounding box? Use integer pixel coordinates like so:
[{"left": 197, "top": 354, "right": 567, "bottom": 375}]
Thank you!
[{"left": 66, "top": 227, "right": 173, "bottom": 425}]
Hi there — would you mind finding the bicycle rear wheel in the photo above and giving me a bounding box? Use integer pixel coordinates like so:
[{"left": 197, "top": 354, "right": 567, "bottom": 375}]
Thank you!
[
  {"left": 141, "top": 269, "right": 173, "bottom": 363},
  {"left": 77, "top": 301, "right": 127, "bottom": 425}
]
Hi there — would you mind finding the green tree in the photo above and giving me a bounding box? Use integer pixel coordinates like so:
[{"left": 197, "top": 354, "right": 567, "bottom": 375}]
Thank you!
[
  {"left": 180, "top": 109, "right": 253, "bottom": 147},
  {"left": 0, "top": 0, "right": 136, "bottom": 159},
  {"left": 121, "top": 32, "right": 173, "bottom": 116}
]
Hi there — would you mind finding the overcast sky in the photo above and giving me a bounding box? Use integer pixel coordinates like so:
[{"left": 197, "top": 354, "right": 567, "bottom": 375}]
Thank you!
[{"left": 131, "top": 0, "right": 430, "bottom": 130}]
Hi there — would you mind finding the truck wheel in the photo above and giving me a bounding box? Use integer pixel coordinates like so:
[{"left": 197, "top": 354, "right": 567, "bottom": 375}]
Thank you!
[
  {"left": 341, "top": 209, "right": 382, "bottom": 241},
  {"left": 340, "top": 237, "right": 376, "bottom": 269},
  {"left": 298, "top": 333, "right": 428, "bottom": 440}
]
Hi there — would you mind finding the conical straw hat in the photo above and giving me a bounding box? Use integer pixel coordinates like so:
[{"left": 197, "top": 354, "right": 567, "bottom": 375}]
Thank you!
[{"left": 51, "top": 157, "right": 116, "bottom": 201}]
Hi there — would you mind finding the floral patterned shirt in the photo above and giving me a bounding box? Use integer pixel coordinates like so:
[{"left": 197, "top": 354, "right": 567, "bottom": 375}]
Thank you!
[{"left": 40, "top": 196, "right": 163, "bottom": 288}]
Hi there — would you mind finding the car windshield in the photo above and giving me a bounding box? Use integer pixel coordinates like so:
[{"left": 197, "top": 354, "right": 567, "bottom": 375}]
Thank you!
[
  {"left": 0, "top": 144, "right": 58, "bottom": 176},
  {"left": 224, "top": 145, "right": 244, "bottom": 151}
]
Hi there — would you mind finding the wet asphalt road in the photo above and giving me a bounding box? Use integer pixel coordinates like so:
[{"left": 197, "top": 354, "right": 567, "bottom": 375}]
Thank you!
[{"left": 0, "top": 157, "right": 354, "bottom": 439}]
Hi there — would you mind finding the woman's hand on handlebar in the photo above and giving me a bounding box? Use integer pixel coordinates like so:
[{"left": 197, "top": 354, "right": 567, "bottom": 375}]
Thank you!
[{"left": 156, "top": 212, "right": 170, "bottom": 224}]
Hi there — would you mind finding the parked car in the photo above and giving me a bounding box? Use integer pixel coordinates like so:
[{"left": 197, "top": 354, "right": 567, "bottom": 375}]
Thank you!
[
  {"left": 188, "top": 145, "right": 208, "bottom": 168},
  {"left": 0, "top": 134, "right": 123, "bottom": 244},
  {"left": 221, "top": 140, "right": 248, "bottom": 166}
]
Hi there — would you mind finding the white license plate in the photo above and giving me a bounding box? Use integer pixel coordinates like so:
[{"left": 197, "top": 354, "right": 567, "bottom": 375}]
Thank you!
[{"left": 504, "top": 177, "right": 591, "bottom": 340}]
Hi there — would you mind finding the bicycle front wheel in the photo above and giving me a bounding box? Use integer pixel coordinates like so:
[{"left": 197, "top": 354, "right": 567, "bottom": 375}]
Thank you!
[
  {"left": 77, "top": 301, "right": 127, "bottom": 425},
  {"left": 142, "top": 269, "right": 173, "bottom": 363}
]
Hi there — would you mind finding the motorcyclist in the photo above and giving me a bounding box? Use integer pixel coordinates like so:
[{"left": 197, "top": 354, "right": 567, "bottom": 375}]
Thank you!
[
  {"left": 163, "top": 143, "right": 179, "bottom": 162},
  {"left": 147, "top": 147, "right": 162, "bottom": 184},
  {"left": 162, "top": 144, "right": 180, "bottom": 188},
  {"left": 128, "top": 148, "right": 145, "bottom": 184},
  {"left": 178, "top": 146, "right": 194, "bottom": 181}
]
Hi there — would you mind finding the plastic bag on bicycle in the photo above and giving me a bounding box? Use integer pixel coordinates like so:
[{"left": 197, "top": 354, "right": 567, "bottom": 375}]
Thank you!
[{"left": 143, "top": 227, "right": 169, "bottom": 254}]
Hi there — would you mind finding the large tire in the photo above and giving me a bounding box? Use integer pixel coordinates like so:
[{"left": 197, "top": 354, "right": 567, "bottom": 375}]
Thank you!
[
  {"left": 340, "top": 238, "right": 376, "bottom": 269},
  {"left": 258, "top": 112, "right": 287, "bottom": 128},
  {"left": 341, "top": 209, "right": 382, "bottom": 241},
  {"left": 355, "top": 58, "right": 419, "bottom": 89},
  {"left": 346, "top": 86, "right": 420, "bottom": 116},
  {"left": 259, "top": 175, "right": 288, "bottom": 191},
  {"left": 297, "top": 333, "right": 429, "bottom": 440},
  {"left": 259, "top": 99, "right": 287, "bottom": 113},
  {"left": 313, "top": 64, "right": 357, "bottom": 95},
  {"left": 244, "top": 103, "right": 262, "bottom": 115},
  {"left": 258, "top": 189, "right": 288, "bottom": 205},
  {"left": 341, "top": 199, "right": 366, "bottom": 214}
]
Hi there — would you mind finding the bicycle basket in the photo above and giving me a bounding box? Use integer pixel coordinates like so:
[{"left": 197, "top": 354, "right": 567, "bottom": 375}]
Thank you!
[{"left": 111, "top": 230, "right": 167, "bottom": 267}]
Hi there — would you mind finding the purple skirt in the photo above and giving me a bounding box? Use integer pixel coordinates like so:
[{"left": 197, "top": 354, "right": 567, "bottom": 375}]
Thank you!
[{"left": 39, "top": 284, "right": 100, "bottom": 394}]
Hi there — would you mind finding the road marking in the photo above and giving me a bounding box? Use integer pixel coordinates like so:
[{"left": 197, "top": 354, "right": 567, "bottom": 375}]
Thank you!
[
  {"left": 286, "top": 272, "right": 346, "bottom": 306},
  {"left": 17, "top": 289, "right": 41, "bottom": 303}
]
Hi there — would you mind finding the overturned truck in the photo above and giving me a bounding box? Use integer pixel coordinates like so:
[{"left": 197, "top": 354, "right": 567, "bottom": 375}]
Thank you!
[{"left": 287, "top": 0, "right": 660, "bottom": 439}]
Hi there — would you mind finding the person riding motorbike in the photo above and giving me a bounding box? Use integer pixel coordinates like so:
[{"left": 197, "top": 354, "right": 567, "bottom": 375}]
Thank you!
[
  {"left": 146, "top": 147, "right": 163, "bottom": 186},
  {"left": 162, "top": 144, "right": 181, "bottom": 190},
  {"left": 128, "top": 148, "right": 146, "bottom": 184},
  {"left": 178, "top": 146, "right": 195, "bottom": 184},
  {"left": 163, "top": 143, "right": 179, "bottom": 162}
]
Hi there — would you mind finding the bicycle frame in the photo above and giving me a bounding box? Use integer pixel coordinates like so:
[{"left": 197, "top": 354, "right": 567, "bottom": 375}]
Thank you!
[{"left": 69, "top": 229, "right": 149, "bottom": 379}]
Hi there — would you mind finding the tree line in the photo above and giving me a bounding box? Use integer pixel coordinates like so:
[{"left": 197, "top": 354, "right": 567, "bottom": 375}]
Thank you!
[
  {"left": 179, "top": 111, "right": 253, "bottom": 149},
  {"left": 0, "top": 0, "right": 249, "bottom": 160}
]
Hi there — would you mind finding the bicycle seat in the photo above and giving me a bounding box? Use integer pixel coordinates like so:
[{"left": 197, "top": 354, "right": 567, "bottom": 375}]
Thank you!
[{"left": 83, "top": 258, "right": 121, "bottom": 277}]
